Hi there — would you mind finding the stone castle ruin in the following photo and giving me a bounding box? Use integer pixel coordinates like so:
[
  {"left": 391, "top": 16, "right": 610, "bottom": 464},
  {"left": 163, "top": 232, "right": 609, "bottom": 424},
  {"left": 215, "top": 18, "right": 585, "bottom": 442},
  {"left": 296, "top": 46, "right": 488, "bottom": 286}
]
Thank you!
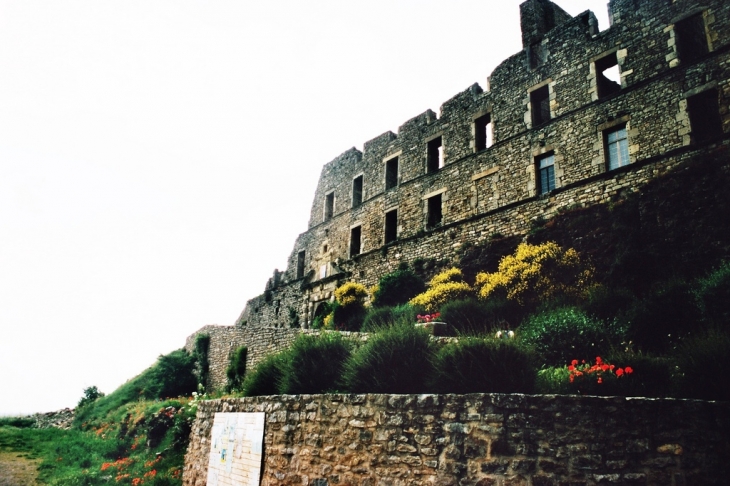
[{"left": 187, "top": 0, "right": 730, "bottom": 391}]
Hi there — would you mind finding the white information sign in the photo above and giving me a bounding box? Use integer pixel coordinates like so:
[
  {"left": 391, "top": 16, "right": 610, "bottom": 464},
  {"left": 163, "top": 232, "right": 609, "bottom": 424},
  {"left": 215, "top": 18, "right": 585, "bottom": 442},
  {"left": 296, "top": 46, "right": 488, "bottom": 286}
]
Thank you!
[{"left": 206, "top": 412, "right": 265, "bottom": 486}]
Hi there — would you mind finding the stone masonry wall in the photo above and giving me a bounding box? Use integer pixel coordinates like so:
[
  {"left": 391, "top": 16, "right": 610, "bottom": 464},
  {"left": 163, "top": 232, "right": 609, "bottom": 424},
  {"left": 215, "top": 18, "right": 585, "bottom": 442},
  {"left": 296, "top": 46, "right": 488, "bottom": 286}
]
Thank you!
[
  {"left": 183, "top": 393, "right": 730, "bottom": 485},
  {"left": 184, "top": 326, "right": 370, "bottom": 392},
  {"left": 227, "top": 0, "right": 730, "bottom": 329}
]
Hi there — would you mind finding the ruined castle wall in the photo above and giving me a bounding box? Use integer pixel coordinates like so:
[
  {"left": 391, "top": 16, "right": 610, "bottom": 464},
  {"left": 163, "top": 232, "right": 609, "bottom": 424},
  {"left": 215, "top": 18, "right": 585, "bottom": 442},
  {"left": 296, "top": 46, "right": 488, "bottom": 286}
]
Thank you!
[
  {"left": 219, "top": 0, "right": 730, "bottom": 331},
  {"left": 183, "top": 393, "right": 730, "bottom": 486}
]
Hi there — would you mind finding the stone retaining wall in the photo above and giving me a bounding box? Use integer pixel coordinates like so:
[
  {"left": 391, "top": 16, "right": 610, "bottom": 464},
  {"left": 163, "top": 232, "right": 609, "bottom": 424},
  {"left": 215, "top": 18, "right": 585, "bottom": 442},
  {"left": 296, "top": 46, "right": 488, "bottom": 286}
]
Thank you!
[{"left": 183, "top": 393, "right": 730, "bottom": 485}]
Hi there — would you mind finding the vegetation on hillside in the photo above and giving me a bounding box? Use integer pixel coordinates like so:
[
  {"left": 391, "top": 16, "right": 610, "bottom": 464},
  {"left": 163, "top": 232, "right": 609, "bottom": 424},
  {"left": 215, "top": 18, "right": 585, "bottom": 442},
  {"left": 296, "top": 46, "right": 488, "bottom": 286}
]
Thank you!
[{"left": 1, "top": 349, "right": 202, "bottom": 485}]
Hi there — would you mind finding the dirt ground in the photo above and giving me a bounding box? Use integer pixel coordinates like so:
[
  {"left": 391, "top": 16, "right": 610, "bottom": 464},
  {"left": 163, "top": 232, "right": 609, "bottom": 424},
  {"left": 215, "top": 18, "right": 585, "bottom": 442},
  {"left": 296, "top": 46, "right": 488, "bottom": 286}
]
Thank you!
[{"left": 0, "top": 451, "right": 41, "bottom": 486}]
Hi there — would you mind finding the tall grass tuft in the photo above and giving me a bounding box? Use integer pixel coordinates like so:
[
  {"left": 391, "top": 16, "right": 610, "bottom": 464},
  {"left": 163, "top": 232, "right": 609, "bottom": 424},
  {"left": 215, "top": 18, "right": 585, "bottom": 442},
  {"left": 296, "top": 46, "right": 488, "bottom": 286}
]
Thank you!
[
  {"left": 241, "top": 353, "right": 286, "bottom": 397},
  {"left": 340, "top": 323, "right": 435, "bottom": 393},
  {"left": 430, "top": 338, "right": 536, "bottom": 393},
  {"left": 278, "top": 333, "right": 351, "bottom": 394}
]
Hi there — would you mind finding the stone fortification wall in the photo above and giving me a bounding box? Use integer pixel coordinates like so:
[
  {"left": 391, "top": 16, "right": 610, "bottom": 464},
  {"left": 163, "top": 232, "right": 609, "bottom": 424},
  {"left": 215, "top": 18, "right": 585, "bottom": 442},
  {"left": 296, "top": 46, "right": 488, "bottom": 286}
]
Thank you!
[
  {"left": 183, "top": 393, "right": 730, "bottom": 485},
  {"left": 185, "top": 325, "right": 301, "bottom": 392},
  {"left": 184, "top": 326, "right": 369, "bottom": 391},
  {"left": 229, "top": 0, "right": 730, "bottom": 329}
]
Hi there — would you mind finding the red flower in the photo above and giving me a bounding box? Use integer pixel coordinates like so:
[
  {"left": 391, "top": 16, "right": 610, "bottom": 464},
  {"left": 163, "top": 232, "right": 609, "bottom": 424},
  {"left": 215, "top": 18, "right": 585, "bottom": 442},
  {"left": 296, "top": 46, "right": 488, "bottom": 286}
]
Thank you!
[
  {"left": 571, "top": 359, "right": 579, "bottom": 366},
  {"left": 616, "top": 368, "right": 624, "bottom": 377},
  {"left": 625, "top": 366, "right": 633, "bottom": 374}
]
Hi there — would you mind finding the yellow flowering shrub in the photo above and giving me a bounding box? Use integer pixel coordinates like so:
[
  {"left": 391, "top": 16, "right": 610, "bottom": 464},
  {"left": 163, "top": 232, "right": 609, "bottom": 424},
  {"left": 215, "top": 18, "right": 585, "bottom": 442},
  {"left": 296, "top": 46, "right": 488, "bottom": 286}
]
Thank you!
[
  {"left": 410, "top": 267, "right": 474, "bottom": 313},
  {"left": 429, "top": 267, "right": 464, "bottom": 286},
  {"left": 475, "top": 242, "right": 594, "bottom": 306},
  {"left": 334, "top": 282, "right": 368, "bottom": 307}
]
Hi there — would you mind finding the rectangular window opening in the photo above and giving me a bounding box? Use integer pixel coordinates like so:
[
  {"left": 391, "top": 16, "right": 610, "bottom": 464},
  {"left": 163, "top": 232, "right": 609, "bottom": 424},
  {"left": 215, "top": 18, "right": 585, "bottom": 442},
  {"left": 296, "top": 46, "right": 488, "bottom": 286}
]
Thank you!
[
  {"left": 427, "top": 194, "right": 443, "bottom": 228},
  {"left": 596, "top": 53, "right": 621, "bottom": 98},
  {"left": 676, "top": 13, "right": 709, "bottom": 64},
  {"left": 324, "top": 192, "right": 334, "bottom": 221},
  {"left": 530, "top": 86, "right": 551, "bottom": 126},
  {"left": 350, "top": 226, "right": 362, "bottom": 257},
  {"left": 352, "top": 175, "right": 363, "bottom": 208},
  {"left": 604, "top": 125, "right": 630, "bottom": 171},
  {"left": 385, "top": 157, "right": 399, "bottom": 190},
  {"left": 296, "top": 251, "right": 306, "bottom": 279},
  {"left": 384, "top": 209, "right": 398, "bottom": 244},
  {"left": 536, "top": 153, "right": 556, "bottom": 195},
  {"left": 687, "top": 88, "right": 723, "bottom": 144},
  {"left": 474, "top": 113, "right": 493, "bottom": 151},
  {"left": 427, "top": 137, "right": 443, "bottom": 173}
]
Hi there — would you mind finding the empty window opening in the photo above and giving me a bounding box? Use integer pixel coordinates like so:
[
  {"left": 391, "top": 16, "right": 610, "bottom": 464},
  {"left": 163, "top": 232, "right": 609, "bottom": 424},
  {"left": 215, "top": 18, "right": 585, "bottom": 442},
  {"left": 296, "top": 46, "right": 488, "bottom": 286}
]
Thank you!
[
  {"left": 427, "top": 137, "right": 443, "bottom": 173},
  {"left": 605, "top": 125, "right": 630, "bottom": 170},
  {"left": 675, "top": 13, "right": 709, "bottom": 64},
  {"left": 296, "top": 251, "right": 306, "bottom": 279},
  {"left": 324, "top": 192, "right": 334, "bottom": 221},
  {"left": 536, "top": 153, "right": 556, "bottom": 195},
  {"left": 352, "top": 175, "right": 363, "bottom": 208},
  {"left": 596, "top": 53, "right": 621, "bottom": 98},
  {"left": 350, "top": 226, "right": 362, "bottom": 257},
  {"left": 384, "top": 209, "right": 398, "bottom": 244},
  {"left": 385, "top": 157, "right": 399, "bottom": 190},
  {"left": 427, "top": 194, "right": 443, "bottom": 227},
  {"left": 474, "top": 114, "right": 493, "bottom": 151},
  {"left": 687, "top": 88, "right": 723, "bottom": 143},
  {"left": 530, "top": 85, "right": 551, "bottom": 126}
]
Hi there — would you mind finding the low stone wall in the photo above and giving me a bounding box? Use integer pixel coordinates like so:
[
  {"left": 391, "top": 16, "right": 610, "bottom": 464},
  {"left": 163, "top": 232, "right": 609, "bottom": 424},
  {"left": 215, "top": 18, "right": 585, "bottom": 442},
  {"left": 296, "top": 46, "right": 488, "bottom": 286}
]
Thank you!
[{"left": 183, "top": 393, "right": 730, "bottom": 485}]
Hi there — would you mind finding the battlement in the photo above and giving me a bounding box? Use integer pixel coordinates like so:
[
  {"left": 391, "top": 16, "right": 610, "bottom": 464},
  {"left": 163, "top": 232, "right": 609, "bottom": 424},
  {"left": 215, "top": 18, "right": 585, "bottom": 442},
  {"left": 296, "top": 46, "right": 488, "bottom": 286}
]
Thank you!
[{"left": 232, "top": 0, "right": 730, "bottom": 330}]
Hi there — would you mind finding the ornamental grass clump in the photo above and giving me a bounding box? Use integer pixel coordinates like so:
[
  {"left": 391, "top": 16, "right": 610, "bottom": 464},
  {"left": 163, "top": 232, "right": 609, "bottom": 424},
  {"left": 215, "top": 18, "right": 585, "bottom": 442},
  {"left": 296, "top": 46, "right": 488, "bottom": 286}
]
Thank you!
[
  {"left": 361, "top": 304, "right": 419, "bottom": 332},
  {"left": 429, "top": 338, "right": 536, "bottom": 394},
  {"left": 340, "top": 322, "right": 435, "bottom": 394},
  {"left": 241, "top": 353, "right": 285, "bottom": 397},
  {"left": 409, "top": 267, "right": 474, "bottom": 313},
  {"left": 278, "top": 333, "right": 351, "bottom": 395}
]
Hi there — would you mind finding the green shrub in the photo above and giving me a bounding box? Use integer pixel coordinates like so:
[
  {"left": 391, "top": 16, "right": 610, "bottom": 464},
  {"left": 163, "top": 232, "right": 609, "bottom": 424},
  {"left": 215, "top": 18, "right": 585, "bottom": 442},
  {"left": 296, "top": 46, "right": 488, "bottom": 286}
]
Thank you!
[
  {"left": 361, "top": 304, "right": 419, "bottom": 332},
  {"left": 626, "top": 279, "right": 701, "bottom": 353},
  {"left": 278, "top": 333, "right": 351, "bottom": 394},
  {"left": 372, "top": 268, "right": 425, "bottom": 308},
  {"left": 430, "top": 338, "right": 536, "bottom": 393},
  {"left": 536, "top": 354, "right": 674, "bottom": 398},
  {"left": 602, "top": 353, "right": 675, "bottom": 398},
  {"left": 675, "top": 329, "right": 730, "bottom": 401},
  {"left": 331, "top": 302, "right": 366, "bottom": 331},
  {"left": 341, "top": 323, "right": 435, "bottom": 393},
  {"left": 440, "top": 298, "right": 525, "bottom": 335},
  {"left": 695, "top": 262, "right": 730, "bottom": 327},
  {"left": 226, "top": 346, "right": 248, "bottom": 392},
  {"left": 519, "top": 307, "right": 625, "bottom": 367},
  {"left": 193, "top": 333, "right": 210, "bottom": 390},
  {"left": 77, "top": 386, "right": 104, "bottom": 409},
  {"left": 311, "top": 301, "right": 336, "bottom": 329},
  {"left": 582, "top": 285, "right": 635, "bottom": 321},
  {"left": 0, "top": 417, "right": 35, "bottom": 428},
  {"left": 242, "top": 353, "right": 285, "bottom": 397}
]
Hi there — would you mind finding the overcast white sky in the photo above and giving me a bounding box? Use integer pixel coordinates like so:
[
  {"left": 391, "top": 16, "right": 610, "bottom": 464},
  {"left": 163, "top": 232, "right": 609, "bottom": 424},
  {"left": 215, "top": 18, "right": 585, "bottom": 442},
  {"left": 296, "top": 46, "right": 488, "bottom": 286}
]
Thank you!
[{"left": 0, "top": 0, "right": 610, "bottom": 416}]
